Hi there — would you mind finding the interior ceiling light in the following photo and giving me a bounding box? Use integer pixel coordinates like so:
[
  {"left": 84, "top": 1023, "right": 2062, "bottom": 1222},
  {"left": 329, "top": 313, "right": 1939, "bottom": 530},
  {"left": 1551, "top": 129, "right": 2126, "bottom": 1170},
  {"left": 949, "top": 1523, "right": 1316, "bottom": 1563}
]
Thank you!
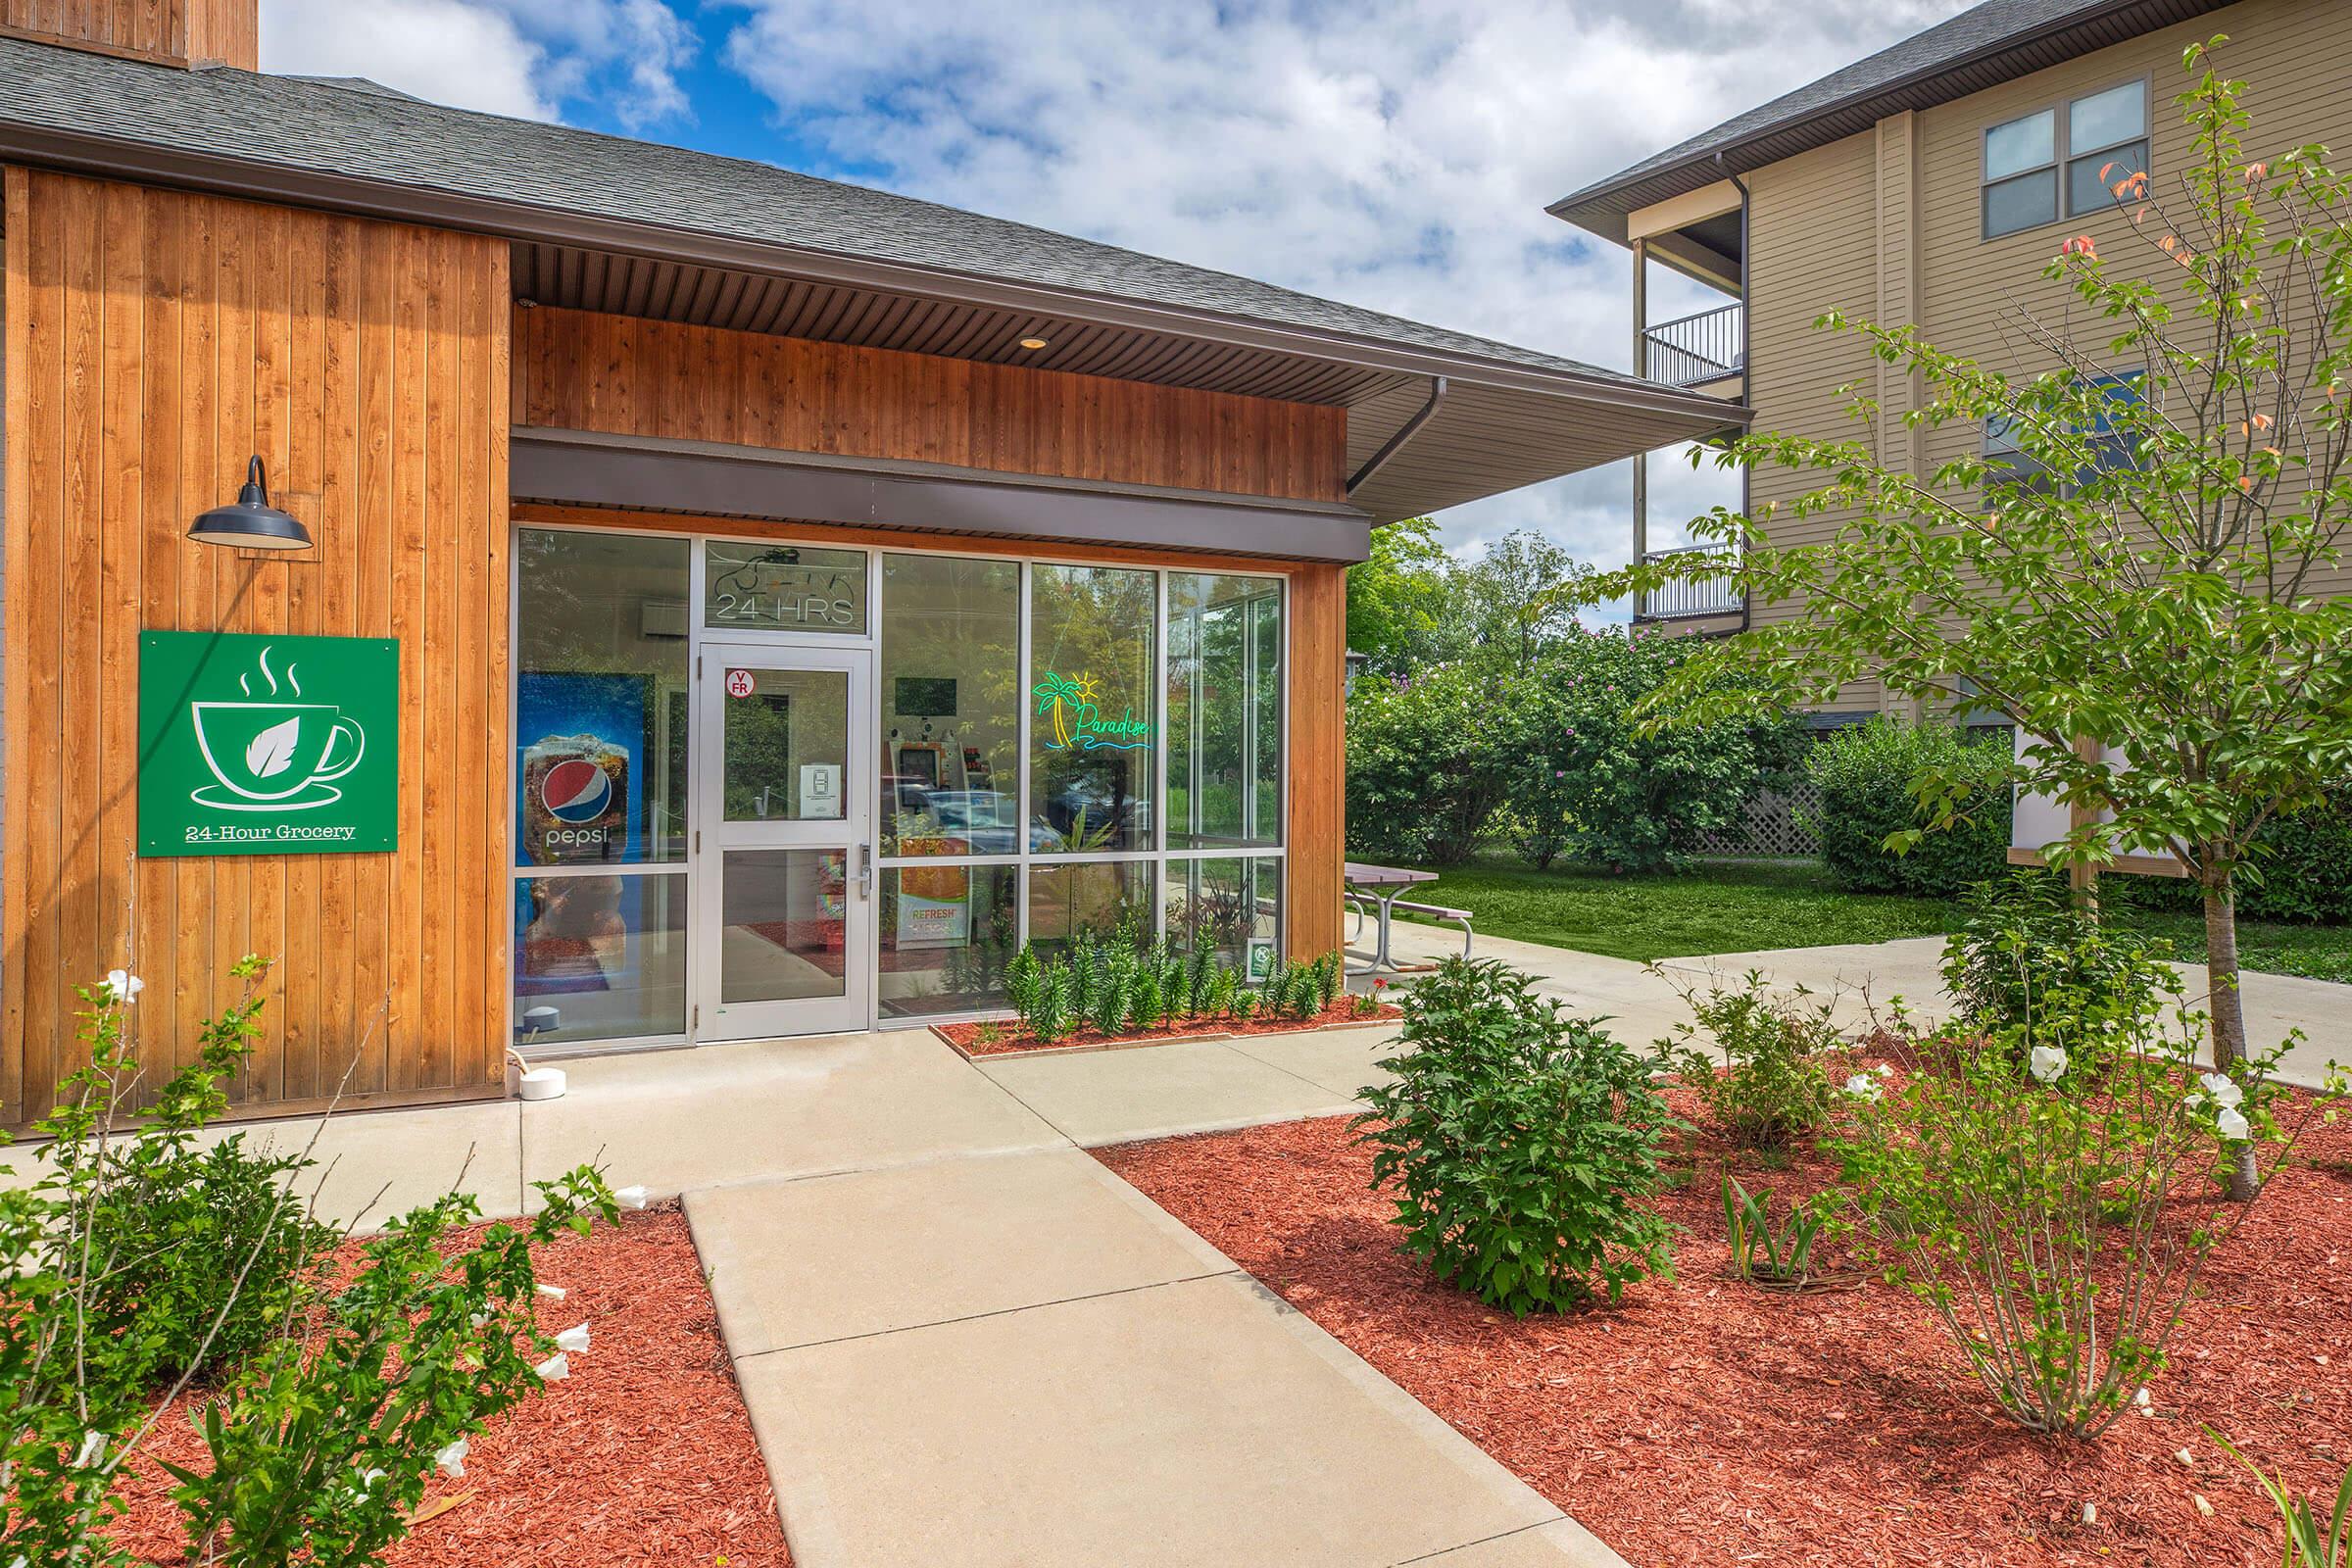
[{"left": 1017, "top": 336, "right": 1051, "bottom": 350}]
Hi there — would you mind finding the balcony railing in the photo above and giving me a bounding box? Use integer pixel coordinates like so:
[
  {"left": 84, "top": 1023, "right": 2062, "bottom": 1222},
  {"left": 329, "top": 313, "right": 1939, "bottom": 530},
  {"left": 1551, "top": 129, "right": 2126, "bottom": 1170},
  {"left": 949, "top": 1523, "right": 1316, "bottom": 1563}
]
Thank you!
[
  {"left": 1642, "top": 302, "right": 1744, "bottom": 389},
  {"left": 1638, "top": 545, "right": 1743, "bottom": 621}
]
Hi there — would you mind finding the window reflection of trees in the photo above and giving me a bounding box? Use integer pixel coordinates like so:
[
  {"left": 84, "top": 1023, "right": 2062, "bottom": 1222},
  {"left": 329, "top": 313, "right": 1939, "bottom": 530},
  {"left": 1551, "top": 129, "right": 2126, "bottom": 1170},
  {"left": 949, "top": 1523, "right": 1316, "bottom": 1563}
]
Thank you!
[{"left": 1029, "top": 564, "right": 1157, "bottom": 855}]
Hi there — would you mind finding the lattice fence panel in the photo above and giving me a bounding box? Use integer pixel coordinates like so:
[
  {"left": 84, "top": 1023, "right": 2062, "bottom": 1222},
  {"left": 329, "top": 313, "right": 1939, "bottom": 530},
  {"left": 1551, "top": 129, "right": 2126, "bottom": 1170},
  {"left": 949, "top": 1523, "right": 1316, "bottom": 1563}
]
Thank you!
[{"left": 1693, "top": 777, "right": 1822, "bottom": 859}]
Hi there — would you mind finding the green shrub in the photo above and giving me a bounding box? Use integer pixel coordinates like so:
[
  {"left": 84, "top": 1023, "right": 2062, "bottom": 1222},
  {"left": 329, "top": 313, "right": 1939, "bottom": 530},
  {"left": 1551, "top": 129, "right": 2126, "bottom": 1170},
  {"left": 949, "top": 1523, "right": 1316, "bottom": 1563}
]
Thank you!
[
  {"left": 1345, "top": 661, "right": 1535, "bottom": 864},
  {"left": 1354, "top": 957, "right": 1679, "bottom": 1313},
  {"left": 1005, "top": 945, "right": 1043, "bottom": 1023},
  {"left": 1941, "top": 874, "right": 2173, "bottom": 1038},
  {"left": 1806, "top": 718, "right": 2011, "bottom": 896},
  {"left": 1830, "top": 967, "right": 2335, "bottom": 1436},
  {"left": 1, "top": 959, "right": 620, "bottom": 1566},
  {"left": 1661, "top": 969, "right": 1842, "bottom": 1150},
  {"left": 2105, "top": 791, "right": 2352, "bottom": 925},
  {"left": 1517, "top": 629, "right": 1807, "bottom": 875}
]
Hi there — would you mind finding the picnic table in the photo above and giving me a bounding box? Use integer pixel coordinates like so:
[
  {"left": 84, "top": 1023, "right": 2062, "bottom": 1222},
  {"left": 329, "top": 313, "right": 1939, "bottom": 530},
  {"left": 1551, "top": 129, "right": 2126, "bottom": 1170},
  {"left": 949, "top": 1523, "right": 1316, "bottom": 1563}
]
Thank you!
[{"left": 1344, "top": 861, "right": 1472, "bottom": 973}]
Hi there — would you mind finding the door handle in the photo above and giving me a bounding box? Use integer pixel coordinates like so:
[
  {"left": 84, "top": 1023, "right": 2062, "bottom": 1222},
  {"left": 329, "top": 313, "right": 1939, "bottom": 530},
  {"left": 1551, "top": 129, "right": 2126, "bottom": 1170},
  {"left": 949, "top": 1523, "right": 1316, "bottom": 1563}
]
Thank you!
[{"left": 855, "top": 842, "right": 875, "bottom": 899}]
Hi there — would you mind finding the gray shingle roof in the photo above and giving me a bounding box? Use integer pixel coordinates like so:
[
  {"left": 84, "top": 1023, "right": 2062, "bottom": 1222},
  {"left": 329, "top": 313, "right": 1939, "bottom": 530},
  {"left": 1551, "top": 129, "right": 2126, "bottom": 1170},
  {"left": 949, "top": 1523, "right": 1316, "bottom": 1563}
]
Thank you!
[
  {"left": 1550, "top": 0, "right": 2223, "bottom": 240},
  {"left": 0, "top": 34, "right": 1642, "bottom": 390}
]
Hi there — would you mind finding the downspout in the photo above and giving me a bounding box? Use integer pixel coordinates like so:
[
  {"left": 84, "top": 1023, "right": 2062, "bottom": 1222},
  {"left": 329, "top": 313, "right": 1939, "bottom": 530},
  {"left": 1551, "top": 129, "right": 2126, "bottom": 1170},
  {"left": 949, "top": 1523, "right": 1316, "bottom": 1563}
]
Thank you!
[
  {"left": 1346, "top": 376, "right": 1448, "bottom": 498},
  {"left": 1718, "top": 151, "right": 1753, "bottom": 635}
]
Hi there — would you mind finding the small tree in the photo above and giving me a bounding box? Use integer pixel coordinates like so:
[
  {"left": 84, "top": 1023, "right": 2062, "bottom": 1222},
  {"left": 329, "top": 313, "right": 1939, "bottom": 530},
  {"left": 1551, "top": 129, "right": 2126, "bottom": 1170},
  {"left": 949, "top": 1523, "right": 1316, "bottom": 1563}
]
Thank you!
[{"left": 1595, "top": 41, "right": 2352, "bottom": 1193}]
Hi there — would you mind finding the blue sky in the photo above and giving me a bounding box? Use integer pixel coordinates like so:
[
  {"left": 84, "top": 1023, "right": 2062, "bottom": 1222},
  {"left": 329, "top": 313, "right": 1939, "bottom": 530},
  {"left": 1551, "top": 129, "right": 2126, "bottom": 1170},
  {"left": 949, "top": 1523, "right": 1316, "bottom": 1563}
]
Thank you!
[{"left": 260, "top": 0, "right": 1973, "bottom": 582}]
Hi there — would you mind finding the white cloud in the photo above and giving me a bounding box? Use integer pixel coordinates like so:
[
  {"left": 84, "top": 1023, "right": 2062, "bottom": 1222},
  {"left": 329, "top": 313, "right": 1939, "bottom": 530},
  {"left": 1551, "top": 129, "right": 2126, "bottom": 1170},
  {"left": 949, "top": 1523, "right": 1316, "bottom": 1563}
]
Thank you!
[
  {"left": 716, "top": 0, "right": 1971, "bottom": 559},
  {"left": 260, "top": 0, "right": 554, "bottom": 118},
  {"left": 259, "top": 0, "right": 695, "bottom": 126}
]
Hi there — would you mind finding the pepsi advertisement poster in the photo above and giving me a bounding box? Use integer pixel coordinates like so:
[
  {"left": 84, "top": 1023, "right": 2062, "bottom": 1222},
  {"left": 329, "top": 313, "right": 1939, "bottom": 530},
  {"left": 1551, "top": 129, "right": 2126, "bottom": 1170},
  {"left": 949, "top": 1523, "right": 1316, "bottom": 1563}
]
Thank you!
[{"left": 516, "top": 673, "right": 650, "bottom": 866}]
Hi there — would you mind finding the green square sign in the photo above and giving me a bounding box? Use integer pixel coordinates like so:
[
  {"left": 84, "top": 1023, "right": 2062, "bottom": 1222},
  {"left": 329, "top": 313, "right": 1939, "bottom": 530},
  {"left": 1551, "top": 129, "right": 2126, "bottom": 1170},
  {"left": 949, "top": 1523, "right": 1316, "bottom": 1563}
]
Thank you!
[{"left": 138, "top": 631, "right": 399, "bottom": 858}]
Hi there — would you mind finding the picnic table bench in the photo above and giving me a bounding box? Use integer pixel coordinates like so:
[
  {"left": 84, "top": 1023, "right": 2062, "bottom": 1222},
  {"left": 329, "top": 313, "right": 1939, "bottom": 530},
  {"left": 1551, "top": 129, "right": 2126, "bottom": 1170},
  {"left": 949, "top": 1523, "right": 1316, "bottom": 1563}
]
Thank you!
[{"left": 1344, "top": 861, "right": 1475, "bottom": 973}]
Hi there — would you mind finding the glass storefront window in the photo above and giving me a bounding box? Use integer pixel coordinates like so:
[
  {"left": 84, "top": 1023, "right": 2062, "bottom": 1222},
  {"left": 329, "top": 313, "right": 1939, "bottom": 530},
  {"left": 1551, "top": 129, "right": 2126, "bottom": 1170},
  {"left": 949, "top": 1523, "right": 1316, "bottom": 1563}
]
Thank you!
[
  {"left": 1029, "top": 564, "right": 1156, "bottom": 854},
  {"left": 1027, "top": 860, "right": 1153, "bottom": 954},
  {"left": 514, "top": 529, "right": 691, "bottom": 868},
  {"left": 513, "top": 872, "right": 688, "bottom": 1043},
  {"left": 704, "top": 541, "right": 867, "bottom": 633},
  {"left": 1167, "top": 573, "right": 1282, "bottom": 849},
  {"left": 879, "top": 863, "right": 1019, "bottom": 1018},
  {"left": 512, "top": 528, "right": 1295, "bottom": 1037},
  {"left": 1163, "top": 858, "right": 1283, "bottom": 978},
  {"left": 718, "top": 849, "right": 849, "bottom": 1004},
  {"left": 878, "top": 554, "right": 1021, "bottom": 856},
  {"left": 719, "top": 666, "right": 851, "bottom": 821}
]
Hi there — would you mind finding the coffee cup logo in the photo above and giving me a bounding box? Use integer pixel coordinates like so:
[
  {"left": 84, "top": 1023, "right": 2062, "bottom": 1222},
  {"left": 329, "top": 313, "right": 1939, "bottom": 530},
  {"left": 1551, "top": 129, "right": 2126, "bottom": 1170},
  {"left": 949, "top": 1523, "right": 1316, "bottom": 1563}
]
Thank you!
[{"left": 187, "top": 645, "right": 366, "bottom": 810}]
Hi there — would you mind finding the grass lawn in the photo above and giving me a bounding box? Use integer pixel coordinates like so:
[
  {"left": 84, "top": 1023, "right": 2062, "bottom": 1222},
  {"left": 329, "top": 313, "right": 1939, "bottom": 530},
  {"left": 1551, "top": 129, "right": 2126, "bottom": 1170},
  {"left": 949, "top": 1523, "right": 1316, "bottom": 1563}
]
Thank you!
[{"left": 1388, "top": 852, "right": 2352, "bottom": 983}]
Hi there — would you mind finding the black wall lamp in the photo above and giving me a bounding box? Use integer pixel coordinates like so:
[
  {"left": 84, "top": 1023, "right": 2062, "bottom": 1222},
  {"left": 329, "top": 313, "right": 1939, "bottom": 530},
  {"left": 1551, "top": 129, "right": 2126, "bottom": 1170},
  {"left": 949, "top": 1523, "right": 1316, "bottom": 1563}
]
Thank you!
[{"left": 188, "top": 456, "right": 312, "bottom": 550}]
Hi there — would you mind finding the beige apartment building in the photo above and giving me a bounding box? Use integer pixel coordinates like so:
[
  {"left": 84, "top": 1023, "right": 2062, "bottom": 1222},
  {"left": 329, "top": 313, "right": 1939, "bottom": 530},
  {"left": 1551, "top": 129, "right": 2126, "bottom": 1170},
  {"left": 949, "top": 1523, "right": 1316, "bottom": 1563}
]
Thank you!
[{"left": 1552, "top": 0, "right": 2352, "bottom": 720}]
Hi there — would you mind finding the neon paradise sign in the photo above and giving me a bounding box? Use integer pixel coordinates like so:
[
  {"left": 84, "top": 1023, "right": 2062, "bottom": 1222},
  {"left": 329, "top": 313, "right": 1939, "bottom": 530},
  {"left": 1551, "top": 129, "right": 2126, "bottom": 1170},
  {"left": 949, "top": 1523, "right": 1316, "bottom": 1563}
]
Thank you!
[{"left": 1031, "top": 671, "right": 1152, "bottom": 752}]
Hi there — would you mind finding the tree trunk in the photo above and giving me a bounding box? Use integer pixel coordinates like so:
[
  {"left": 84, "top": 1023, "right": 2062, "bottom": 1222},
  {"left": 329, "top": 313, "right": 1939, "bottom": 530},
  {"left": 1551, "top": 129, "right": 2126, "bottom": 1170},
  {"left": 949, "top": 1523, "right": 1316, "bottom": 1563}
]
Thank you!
[{"left": 2202, "top": 875, "right": 2260, "bottom": 1200}]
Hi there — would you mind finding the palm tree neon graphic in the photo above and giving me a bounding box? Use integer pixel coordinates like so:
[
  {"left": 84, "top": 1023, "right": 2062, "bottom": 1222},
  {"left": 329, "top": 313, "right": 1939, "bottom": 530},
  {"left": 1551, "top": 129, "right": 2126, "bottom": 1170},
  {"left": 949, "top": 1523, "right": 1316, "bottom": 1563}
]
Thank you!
[{"left": 1031, "top": 671, "right": 1150, "bottom": 752}]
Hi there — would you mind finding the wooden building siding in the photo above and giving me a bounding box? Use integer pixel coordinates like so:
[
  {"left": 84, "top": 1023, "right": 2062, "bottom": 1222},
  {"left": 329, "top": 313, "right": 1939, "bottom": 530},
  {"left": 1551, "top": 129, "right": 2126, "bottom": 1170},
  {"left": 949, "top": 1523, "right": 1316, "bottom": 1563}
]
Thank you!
[
  {"left": 1739, "top": 0, "right": 2352, "bottom": 710},
  {"left": 513, "top": 305, "right": 1349, "bottom": 506},
  {"left": 511, "top": 502, "right": 1351, "bottom": 964},
  {"left": 0, "top": 0, "right": 257, "bottom": 69},
  {"left": 2, "top": 169, "right": 510, "bottom": 1125}
]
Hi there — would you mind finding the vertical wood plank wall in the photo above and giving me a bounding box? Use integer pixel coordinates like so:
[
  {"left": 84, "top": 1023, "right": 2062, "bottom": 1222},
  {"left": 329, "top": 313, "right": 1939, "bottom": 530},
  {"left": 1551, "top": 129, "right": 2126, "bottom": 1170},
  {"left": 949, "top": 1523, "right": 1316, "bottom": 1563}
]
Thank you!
[
  {"left": 1284, "top": 563, "right": 1346, "bottom": 960},
  {"left": 514, "top": 305, "right": 1348, "bottom": 505},
  {"left": 1, "top": 169, "right": 509, "bottom": 1124},
  {"left": 0, "top": 0, "right": 258, "bottom": 69}
]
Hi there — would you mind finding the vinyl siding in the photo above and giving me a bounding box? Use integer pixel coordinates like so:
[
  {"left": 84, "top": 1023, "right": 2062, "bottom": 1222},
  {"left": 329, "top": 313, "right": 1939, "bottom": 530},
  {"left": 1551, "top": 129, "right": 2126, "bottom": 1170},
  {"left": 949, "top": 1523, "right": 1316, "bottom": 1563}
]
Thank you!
[
  {"left": 1740, "top": 0, "right": 2352, "bottom": 708},
  {"left": 1745, "top": 128, "right": 1886, "bottom": 712}
]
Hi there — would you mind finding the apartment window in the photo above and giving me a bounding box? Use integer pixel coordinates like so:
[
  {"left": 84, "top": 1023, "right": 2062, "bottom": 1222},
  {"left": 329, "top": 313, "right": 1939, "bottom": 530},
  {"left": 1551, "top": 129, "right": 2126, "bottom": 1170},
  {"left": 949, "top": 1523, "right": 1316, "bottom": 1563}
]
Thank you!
[
  {"left": 1983, "top": 108, "right": 2056, "bottom": 238},
  {"left": 1984, "top": 371, "right": 2140, "bottom": 498},
  {"left": 1983, "top": 80, "right": 2148, "bottom": 239},
  {"left": 2066, "top": 82, "right": 2147, "bottom": 218}
]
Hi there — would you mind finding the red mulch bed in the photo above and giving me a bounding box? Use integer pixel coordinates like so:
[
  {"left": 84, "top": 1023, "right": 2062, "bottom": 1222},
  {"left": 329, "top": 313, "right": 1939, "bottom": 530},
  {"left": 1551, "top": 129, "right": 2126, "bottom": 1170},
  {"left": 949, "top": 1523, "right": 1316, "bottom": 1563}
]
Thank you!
[
  {"left": 107, "top": 1205, "right": 791, "bottom": 1567},
  {"left": 941, "top": 997, "right": 1401, "bottom": 1056},
  {"left": 1099, "top": 1093, "right": 2352, "bottom": 1568}
]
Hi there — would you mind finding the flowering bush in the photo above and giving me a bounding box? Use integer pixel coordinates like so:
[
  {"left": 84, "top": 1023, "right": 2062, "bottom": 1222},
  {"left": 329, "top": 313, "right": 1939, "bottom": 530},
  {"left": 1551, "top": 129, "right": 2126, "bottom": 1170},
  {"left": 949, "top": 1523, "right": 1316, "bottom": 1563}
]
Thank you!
[
  {"left": 0, "top": 961, "right": 622, "bottom": 1564},
  {"left": 1830, "top": 974, "right": 2339, "bottom": 1436},
  {"left": 1355, "top": 957, "right": 1679, "bottom": 1313}
]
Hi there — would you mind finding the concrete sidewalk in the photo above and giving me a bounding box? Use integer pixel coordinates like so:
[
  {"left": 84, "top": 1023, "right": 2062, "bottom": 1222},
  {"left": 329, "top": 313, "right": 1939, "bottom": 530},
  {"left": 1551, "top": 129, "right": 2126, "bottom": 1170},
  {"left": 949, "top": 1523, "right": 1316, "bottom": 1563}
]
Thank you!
[
  {"left": 1373, "top": 921, "right": 2349, "bottom": 1089},
  {"left": 690, "top": 1146, "right": 1617, "bottom": 1567},
  {"left": 127, "top": 1020, "right": 1612, "bottom": 1567}
]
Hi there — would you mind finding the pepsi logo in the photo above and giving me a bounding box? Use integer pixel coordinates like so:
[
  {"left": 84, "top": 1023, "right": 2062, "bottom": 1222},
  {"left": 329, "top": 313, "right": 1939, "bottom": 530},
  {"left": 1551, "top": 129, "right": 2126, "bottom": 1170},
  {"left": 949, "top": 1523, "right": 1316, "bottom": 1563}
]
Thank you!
[{"left": 541, "top": 759, "right": 612, "bottom": 823}]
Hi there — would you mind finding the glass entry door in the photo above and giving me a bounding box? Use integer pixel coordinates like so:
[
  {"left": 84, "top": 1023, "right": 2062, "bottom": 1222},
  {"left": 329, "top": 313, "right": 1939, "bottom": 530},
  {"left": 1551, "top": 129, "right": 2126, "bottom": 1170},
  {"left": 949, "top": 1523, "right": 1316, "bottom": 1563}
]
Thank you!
[{"left": 694, "top": 644, "right": 872, "bottom": 1040}]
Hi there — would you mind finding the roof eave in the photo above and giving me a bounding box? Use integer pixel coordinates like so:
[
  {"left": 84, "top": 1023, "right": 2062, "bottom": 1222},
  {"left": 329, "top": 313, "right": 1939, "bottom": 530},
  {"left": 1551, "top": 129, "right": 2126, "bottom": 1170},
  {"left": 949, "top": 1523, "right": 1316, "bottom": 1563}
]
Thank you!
[
  {"left": 0, "top": 117, "right": 1735, "bottom": 426},
  {"left": 1545, "top": 0, "right": 2185, "bottom": 244}
]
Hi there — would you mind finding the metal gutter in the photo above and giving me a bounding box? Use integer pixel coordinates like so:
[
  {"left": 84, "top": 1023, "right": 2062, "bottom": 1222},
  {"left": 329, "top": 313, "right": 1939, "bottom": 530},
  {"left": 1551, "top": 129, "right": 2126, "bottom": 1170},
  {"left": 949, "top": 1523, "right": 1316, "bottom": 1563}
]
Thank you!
[
  {"left": 1345, "top": 376, "right": 1448, "bottom": 497},
  {"left": 0, "top": 119, "right": 1746, "bottom": 427}
]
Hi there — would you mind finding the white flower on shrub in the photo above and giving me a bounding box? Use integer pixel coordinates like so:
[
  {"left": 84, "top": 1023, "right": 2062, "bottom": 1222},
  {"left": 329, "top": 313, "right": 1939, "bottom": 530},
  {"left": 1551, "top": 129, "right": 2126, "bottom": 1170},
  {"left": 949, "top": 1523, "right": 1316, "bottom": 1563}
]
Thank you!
[
  {"left": 536, "top": 1282, "right": 567, "bottom": 1301},
  {"left": 2215, "top": 1104, "right": 2251, "bottom": 1142},
  {"left": 614, "top": 1185, "right": 649, "bottom": 1210},
  {"left": 535, "top": 1351, "right": 569, "bottom": 1382},
  {"left": 2029, "top": 1045, "right": 2069, "bottom": 1084},
  {"left": 2198, "top": 1071, "right": 2244, "bottom": 1109},
  {"left": 1842, "top": 1073, "right": 1883, "bottom": 1102},
  {"left": 98, "top": 969, "right": 142, "bottom": 1004},
  {"left": 74, "top": 1430, "right": 106, "bottom": 1468},
  {"left": 555, "top": 1323, "right": 590, "bottom": 1353},
  {"left": 1873, "top": 1062, "right": 1896, "bottom": 1078},
  {"left": 434, "top": 1437, "right": 468, "bottom": 1479}
]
